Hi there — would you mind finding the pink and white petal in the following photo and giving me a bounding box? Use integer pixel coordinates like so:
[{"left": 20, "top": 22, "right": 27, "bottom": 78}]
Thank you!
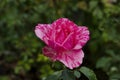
[
  {"left": 52, "top": 18, "right": 78, "bottom": 44},
  {"left": 47, "top": 40, "right": 66, "bottom": 53},
  {"left": 74, "top": 26, "right": 90, "bottom": 49},
  {"left": 52, "top": 18, "right": 78, "bottom": 30},
  {"left": 35, "top": 24, "right": 52, "bottom": 45},
  {"left": 62, "top": 32, "right": 75, "bottom": 50},
  {"left": 57, "top": 49, "right": 84, "bottom": 69},
  {"left": 42, "top": 46, "right": 57, "bottom": 61},
  {"left": 54, "top": 29, "right": 67, "bottom": 44}
]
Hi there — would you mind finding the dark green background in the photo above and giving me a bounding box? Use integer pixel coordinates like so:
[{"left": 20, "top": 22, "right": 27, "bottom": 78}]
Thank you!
[{"left": 0, "top": 0, "right": 120, "bottom": 80}]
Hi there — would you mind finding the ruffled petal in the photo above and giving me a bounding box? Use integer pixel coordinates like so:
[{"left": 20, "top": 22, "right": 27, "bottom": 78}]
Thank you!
[
  {"left": 61, "top": 32, "right": 75, "bottom": 50},
  {"left": 57, "top": 49, "right": 84, "bottom": 69},
  {"left": 47, "top": 40, "right": 66, "bottom": 53},
  {"left": 42, "top": 46, "right": 57, "bottom": 61},
  {"left": 74, "top": 26, "right": 90, "bottom": 49},
  {"left": 52, "top": 18, "right": 77, "bottom": 44},
  {"left": 42, "top": 41, "right": 67, "bottom": 61},
  {"left": 35, "top": 24, "right": 52, "bottom": 45}
]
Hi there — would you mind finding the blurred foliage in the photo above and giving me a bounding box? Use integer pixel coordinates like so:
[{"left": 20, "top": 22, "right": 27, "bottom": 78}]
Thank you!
[{"left": 0, "top": 0, "right": 120, "bottom": 80}]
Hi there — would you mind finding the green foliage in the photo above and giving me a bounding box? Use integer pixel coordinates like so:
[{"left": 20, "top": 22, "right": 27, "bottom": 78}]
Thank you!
[
  {"left": 45, "top": 67, "right": 97, "bottom": 80},
  {"left": 80, "top": 66, "right": 97, "bottom": 80},
  {"left": 74, "top": 70, "right": 81, "bottom": 78},
  {"left": 45, "top": 71, "right": 62, "bottom": 80},
  {"left": 61, "top": 69, "right": 76, "bottom": 80},
  {"left": 0, "top": 76, "right": 9, "bottom": 80},
  {"left": 0, "top": 0, "right": 120, "bottom": 80}
]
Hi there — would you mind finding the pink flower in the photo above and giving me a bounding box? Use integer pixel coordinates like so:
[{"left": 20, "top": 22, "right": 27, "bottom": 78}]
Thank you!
[{"left": 35, "top": 18, "right": 90, "bottom": 69}]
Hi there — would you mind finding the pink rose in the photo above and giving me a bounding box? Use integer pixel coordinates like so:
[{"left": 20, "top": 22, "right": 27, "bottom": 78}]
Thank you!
[{"left": 35, "top": 18, "right": 90, "bottom": 69}]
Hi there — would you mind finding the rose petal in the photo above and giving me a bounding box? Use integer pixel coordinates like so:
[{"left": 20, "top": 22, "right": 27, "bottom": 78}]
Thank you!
[
  {"left": 52, "top": 18, "right": 77, "bottom": 44},
  {"left": 74, "top": 26, "right": 90, "bottom": 49},
  {"left": 62, "top": 32, "right": 75, "bottom": 50},
  {"left": 35, "top": 24, "right": 52, "bottom": 45},
  {"left": 58, "top": 49, "right": 84, "bottom": 69},
  {"left": 47, "top": 40, "right": 66, "bottom": 53},
  {"left": 42, "top": 46, "right": 57, "bottom": 61}
]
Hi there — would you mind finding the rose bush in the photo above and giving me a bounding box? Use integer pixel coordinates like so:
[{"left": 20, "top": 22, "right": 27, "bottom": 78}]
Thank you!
[{"left": 35, "top": 18, "right": 89, "bottom": 69}]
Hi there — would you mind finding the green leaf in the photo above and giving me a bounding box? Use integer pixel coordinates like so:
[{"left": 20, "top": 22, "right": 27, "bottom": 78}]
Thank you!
[
  {"left": 62, "top": 69, "right": 76, "bottom": 80},
  {"left": 45, "top": 75, "right": 58, "bottom": 80},
  {"left": 74, "top": 70, "right": 81, "bottom": 78},
  {"left": 45, "top": 71, "right": 62, "bottom": 80},
  {"left": 79, "top": 66, "right": 97, "bottom": 80}
]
